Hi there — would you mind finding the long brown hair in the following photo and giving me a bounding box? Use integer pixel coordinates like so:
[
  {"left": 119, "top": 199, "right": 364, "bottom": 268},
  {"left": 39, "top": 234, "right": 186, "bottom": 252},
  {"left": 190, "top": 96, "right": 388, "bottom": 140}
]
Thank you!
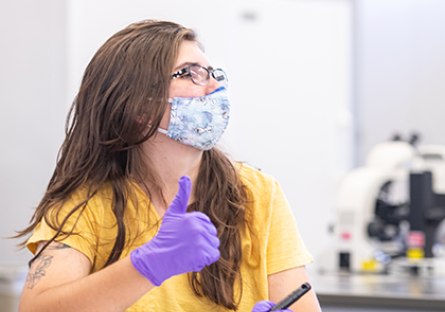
[{"left": 15, "top": 20, "right": 250, "bottom": 310}]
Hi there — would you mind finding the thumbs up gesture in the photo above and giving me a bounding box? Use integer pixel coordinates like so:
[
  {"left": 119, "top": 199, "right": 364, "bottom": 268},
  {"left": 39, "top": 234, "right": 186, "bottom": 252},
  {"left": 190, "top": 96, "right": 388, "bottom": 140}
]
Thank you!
[{"left": 130, "top": 176, "right": 221, "bottom": 286}]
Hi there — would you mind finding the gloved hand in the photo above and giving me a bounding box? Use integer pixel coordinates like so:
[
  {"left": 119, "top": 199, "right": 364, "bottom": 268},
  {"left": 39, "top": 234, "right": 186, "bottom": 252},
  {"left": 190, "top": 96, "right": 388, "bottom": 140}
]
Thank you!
[
  {"left": 251, "top": 300, "right": 292, "bottom": 312},
  {"left": 130, "top": 176, "right": 220, "bottom": 286}
]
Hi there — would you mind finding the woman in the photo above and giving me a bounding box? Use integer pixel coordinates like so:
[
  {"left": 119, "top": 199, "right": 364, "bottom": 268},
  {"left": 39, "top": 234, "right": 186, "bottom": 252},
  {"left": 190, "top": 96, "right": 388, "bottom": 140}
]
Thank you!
[{"left": 17, "top": 20, "right": 321, "bottom": 312}]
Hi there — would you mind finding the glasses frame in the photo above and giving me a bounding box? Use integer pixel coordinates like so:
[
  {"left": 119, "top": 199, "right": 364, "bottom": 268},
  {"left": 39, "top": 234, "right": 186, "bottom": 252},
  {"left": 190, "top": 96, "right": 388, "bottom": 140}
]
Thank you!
[{"left": 171, "top": 65, "right": 228, "bottom": 87}]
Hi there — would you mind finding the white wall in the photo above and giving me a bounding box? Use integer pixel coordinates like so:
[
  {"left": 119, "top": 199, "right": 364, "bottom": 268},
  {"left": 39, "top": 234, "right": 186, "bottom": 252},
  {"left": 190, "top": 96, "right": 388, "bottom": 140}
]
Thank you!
[
  {"left": 356, "top": 0, "right": 445, "bottom": 164},
  {"left": 0, "top": 0, "right": 67, "bottom": 265},
  {"left": 67, "top": 0, "right": 354, "bottom": 269}
]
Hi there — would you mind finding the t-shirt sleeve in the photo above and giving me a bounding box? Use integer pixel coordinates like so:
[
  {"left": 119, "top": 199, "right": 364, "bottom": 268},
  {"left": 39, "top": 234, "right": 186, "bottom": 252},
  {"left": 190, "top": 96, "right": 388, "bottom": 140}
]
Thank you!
[
  {"left": 266, "top": 180, "right": 313, "bottom": 275},
  {"left": 27, "top": 192, "right": 99, "bottom": 265}
]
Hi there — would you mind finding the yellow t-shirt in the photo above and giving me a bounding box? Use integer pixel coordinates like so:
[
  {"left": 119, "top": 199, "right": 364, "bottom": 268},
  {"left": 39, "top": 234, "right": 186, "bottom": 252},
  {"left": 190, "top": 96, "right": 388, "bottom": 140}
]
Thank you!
[{"left": 27, "top": 164, "right": 313, "bottom": 311}]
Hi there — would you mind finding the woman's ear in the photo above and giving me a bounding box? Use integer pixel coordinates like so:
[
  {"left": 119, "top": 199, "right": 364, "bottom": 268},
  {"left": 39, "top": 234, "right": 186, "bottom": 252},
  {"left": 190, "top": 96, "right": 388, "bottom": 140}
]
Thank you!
[{"left": 136, "top": 114, "right": 150, "bottom": 124}]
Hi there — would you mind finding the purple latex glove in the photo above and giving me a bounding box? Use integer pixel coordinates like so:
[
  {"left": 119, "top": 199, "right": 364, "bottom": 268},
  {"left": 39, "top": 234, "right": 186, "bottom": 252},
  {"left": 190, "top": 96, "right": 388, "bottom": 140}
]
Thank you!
[
  {"left": 130, "top": 176, "right": 220, "bottom": 286},
  {"left": 252, "top": 300, "right": 292, "bottom": 312}
]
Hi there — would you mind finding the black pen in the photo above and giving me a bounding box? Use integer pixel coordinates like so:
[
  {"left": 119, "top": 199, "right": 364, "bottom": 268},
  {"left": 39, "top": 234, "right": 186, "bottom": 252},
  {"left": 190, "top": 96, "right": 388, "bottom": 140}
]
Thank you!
[{"left": 269, "top": 282, "right": 311, "bottom": 311}]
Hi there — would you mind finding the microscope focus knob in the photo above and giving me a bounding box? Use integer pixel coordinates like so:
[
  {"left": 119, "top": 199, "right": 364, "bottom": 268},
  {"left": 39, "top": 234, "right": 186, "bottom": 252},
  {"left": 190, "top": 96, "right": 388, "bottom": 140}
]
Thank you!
[{"left": 367, "top": 220, "right": 383, "bottom": 238}]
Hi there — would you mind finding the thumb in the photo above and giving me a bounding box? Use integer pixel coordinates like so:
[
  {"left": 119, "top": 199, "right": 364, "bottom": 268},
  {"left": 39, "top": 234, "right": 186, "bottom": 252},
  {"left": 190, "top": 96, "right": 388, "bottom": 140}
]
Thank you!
[{"left": 166, "top": 176, "right": 191, "bottom": 215}]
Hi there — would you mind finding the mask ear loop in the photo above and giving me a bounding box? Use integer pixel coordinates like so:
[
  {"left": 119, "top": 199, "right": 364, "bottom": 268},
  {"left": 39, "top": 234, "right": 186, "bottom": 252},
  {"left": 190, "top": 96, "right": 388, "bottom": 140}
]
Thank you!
[
  {"left": 145, "top": 98, "right": 174, "bottom": 135},
  {"left": 157, "top": 128, "right": 168, "bottom": 135},
  {"left": 146, "top": 123, "right": 169, "bottom": 135},
  {"left": 156, "top": 98, "right": 175, "bottom": 134}
]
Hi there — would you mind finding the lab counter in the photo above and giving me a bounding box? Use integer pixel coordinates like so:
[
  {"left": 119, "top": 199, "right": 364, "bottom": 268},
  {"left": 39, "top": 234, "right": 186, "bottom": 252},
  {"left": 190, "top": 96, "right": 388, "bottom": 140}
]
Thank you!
[{"left": 311, "top": 273, "right": 445, "bottom": 311}]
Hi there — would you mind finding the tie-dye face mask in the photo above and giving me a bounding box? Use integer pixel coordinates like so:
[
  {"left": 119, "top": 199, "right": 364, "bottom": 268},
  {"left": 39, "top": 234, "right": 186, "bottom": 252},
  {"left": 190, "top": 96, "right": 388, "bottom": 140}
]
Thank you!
[{"left": 157, "top": 87, "right": 230, "bottom": 150}]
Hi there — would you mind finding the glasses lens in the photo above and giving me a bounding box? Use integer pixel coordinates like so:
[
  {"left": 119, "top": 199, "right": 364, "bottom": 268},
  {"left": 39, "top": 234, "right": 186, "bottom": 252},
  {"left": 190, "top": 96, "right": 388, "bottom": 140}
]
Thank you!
[
  {"left": 190, "top": 66, "right": 209, "bottom": 86},
  {"left": 213, "top": 69, "right": 228, "bottom": 88}
]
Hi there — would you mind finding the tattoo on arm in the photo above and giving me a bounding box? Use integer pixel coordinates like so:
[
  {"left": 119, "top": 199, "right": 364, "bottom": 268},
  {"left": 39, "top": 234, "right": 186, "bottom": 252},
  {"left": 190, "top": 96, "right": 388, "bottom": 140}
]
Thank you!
[
  {"left": 35, "top": 242, "right": 71, "bottom": 254},
  {"left": 26, "top": 255, "right": 53, "bottom": 289},
  {"left": 47, "top": 243, "right": 71, "bottom": 250},
  {"left": 26, "top": 243, "right": 72, "bottom": 289}
]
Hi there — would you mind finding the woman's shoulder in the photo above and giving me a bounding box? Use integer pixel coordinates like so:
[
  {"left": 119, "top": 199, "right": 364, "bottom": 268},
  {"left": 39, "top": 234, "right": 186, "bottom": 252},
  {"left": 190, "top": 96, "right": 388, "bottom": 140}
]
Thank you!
[
  {"left": 235, "top": 162, "right": 275, "bottom": 183},
  {"left": 46, "top": 181, "right": 122, "bottom": 222},
  {"left": 234, "top": 162, "right": 278, "bottom": 199},
  {"left": 67, "top": 182, "right": 113, "bottom": 208},
  {"left": 54, "top": 180, "right": 148, "bottom": 221}
]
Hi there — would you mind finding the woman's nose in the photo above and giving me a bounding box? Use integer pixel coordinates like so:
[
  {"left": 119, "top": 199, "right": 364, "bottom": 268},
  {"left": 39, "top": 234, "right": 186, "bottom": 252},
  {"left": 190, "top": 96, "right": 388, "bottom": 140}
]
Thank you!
[{"left": 204, "top": 76, "right": 221, "bottom": 95}]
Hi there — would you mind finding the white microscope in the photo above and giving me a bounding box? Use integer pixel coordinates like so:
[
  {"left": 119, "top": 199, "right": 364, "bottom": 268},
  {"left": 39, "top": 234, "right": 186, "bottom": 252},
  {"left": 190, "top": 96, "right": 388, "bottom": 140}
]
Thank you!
[{"left": 318, "top": 138, "right": 445, "bottom": 275}]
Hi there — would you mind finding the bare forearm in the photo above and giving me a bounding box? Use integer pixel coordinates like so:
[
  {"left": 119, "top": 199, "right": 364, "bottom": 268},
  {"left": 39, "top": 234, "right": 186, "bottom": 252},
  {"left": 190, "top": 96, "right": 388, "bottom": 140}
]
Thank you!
[
  {"left": 19, "top": 257, "right": 154, "bottom": 312},
  {"left": 268, "top": 267, "right": 321, "bottom": 312}
]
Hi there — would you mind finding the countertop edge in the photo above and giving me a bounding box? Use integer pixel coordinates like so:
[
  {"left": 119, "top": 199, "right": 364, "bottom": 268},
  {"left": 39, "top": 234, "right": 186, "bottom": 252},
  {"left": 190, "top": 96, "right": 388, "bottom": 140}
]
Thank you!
[{"left": 317, "top": 292, "right": 445, "bottom": 311}]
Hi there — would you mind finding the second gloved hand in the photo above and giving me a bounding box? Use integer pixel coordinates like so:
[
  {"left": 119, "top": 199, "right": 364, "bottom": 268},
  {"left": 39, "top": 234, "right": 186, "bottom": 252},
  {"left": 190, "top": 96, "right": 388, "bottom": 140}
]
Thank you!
[
  {"left": 130, "top": 176, "right": 220, "bottom": 286},
  {"left": 251, "top": 301, "right": 292, "bottom": 312}
]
